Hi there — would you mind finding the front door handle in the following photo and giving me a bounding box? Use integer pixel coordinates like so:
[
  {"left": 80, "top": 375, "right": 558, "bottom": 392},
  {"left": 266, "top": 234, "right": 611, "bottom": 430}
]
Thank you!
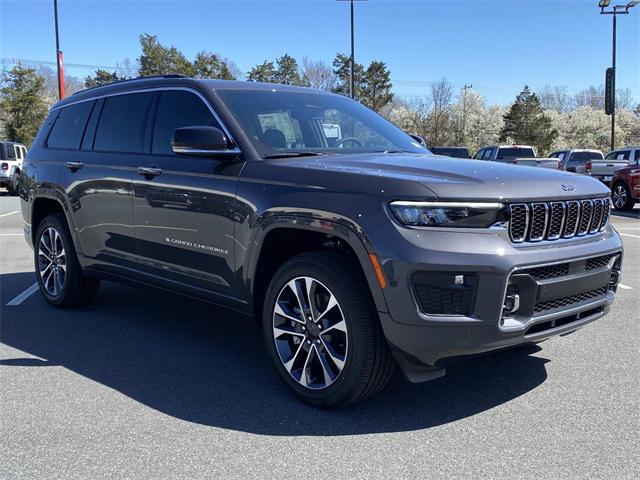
[
  {"left": 65, "top": 161, "right": 84, "bottom": 171},
  {"left": 137, "top": 166, "right": 163, "bottom": 178}
]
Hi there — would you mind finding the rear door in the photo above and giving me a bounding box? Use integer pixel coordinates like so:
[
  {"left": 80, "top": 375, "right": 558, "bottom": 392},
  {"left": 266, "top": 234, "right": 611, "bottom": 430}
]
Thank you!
[
  {"left": 132, "top": 89, "right": 241, "bottom": 299},
  {"left": 59, "top": 92, "right": 153, "bottom": 273}
]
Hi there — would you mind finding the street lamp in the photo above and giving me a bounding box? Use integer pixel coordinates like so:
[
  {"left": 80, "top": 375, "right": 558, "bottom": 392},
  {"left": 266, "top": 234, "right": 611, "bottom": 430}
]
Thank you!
[
  {"left": 53, "top": 0, "right": 65, "bottom": 99},
  {"left": 598, "top": 0, "right": 638, "bottom": 151},
  {"left": 337, "top": 0, "right": 367, "bottom": 99}
]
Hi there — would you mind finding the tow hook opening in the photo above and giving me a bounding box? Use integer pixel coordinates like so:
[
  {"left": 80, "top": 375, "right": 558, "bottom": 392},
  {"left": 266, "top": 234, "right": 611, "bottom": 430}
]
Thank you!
[{"left": 608, "top": 255, "right": 622, "bottom": 292}]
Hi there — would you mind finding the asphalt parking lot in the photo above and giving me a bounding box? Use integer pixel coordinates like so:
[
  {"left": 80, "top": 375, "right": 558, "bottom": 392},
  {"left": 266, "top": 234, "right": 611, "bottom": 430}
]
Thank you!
[{"left": 1, "top": 194, "right": 639, "bottom": 480}]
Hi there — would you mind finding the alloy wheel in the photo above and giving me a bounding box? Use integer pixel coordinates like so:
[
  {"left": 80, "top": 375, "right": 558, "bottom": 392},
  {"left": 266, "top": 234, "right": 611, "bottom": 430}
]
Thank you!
[
  {"left": 38, "top": 227, "right": 66, "bottom": 296},
  {"left": 272, "top": 276, "right": 348, "bottom": 389},
  {"left": 613, "top": 185, "right": 627, "bottom": 209}
]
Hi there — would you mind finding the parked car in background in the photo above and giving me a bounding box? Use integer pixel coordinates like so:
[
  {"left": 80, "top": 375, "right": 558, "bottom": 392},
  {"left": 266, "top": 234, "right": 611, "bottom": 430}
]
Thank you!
[
  {"left": 474, "top": 145, "right": 559, "bottom": 169},
  {"left": 550, "top": 149, "right": 604, "bottom": 174},
  {"left": 430, "top": 146, "right": 470, "bottom": 158},
  {"left": 610, "top": 148, "right": 640, "bottom": 211},
  {"left": 591, "top": 147, "right": 640, "bottom": 185},
  {"left": 0, "top": 141, "right": 27, "bottom": 195}
]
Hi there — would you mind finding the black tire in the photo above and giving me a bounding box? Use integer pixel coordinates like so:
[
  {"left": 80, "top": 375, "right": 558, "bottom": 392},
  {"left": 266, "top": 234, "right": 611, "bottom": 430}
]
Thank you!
[
  {"left": 612, "top": 181, "right": 635, "bottom": 211},
  {"left": 6, "top": 172, "right": 18, "bottom": 196},
  {"left": 262, "top": 251, "right": 395, "bottom": 408},
  {"left": 34, "top": 213, "right": 100, "bottom": 307}
]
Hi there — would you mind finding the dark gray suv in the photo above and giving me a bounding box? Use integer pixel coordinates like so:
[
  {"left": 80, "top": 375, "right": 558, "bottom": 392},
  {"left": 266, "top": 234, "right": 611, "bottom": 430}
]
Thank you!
[{"left": 20, "top": 76, "right": 623, "bottom": 407}]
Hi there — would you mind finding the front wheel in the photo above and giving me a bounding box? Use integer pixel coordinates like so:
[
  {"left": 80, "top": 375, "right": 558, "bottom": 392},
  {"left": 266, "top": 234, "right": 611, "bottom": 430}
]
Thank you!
[
  {"left": 262, "top": 251, "right": 395, "bottom": 408},
  {"left": 34, "top": 213, "right": 100, "bottom": 307},
  {"left": 612, "top": 182, "right": 635, "bottom": 211}
]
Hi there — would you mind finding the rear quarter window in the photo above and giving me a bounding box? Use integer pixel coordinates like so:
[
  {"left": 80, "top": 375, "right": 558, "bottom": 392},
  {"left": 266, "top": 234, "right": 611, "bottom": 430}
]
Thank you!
[
  {"left": 47, "top": 101, "right": 94, "bottom": 149},
  {"left": 94, "top": 92, "right": 154, "bottom": 153}
]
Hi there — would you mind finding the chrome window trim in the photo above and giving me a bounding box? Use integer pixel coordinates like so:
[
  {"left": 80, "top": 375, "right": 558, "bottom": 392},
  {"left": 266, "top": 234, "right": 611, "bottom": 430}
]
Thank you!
[{"left": 50, "top": 86, "right": 240, "bottom": 151}]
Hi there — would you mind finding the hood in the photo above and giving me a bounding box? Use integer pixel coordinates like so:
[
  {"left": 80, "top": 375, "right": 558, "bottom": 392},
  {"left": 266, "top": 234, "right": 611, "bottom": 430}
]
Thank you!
[{"left": 282, "top": 153, "right": 611, "bottom": 202}]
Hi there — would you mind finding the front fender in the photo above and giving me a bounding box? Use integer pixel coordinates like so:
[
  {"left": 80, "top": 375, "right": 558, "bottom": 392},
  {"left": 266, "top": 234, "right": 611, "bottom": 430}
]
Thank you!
[{"left": 242, "top": 209, "right": 389, "bottom": 314}]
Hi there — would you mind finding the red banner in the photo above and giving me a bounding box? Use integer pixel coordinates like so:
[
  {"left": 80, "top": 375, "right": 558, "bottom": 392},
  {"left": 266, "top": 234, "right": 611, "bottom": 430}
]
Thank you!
[{"left": 57, "top": 51, "right": 65, "bottom": 99}]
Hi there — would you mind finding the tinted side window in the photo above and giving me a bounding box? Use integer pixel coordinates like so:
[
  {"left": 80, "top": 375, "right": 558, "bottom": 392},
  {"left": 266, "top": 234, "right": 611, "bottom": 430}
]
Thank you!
[
  {"left": 152, "top": 90, "right": 220, "bottom": 155},
  {"left": 47, "top": 101, "right": 94, "bottom": 149},
  {"left": 94, "top": 93, "right": 153, "bottom": 153},
  {"left": 473, "top": 149, "right": 484, "bottom": 160},
  {"left": 635, "top": 150, "right": 640, "bottom": 163}
]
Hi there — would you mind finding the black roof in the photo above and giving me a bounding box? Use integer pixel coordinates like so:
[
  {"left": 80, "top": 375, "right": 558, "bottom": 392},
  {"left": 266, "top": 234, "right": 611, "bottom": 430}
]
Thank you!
[{"left": 56, "top": 75, "right": 326, "bottom": 109}]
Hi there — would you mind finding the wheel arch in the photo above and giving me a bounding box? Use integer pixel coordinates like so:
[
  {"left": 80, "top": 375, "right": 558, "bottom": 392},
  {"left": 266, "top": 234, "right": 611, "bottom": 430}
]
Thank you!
[
  {"left": 31, "top": 189, "right": 82, "bottom": 255},
  {"left": 245, "top": 214, "right": 389, "bottom": 320}
]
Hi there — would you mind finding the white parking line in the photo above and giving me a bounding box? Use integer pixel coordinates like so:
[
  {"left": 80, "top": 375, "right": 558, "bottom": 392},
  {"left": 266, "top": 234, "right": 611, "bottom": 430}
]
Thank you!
[
  {"left": 0, "top": 233, "right": 22, "bottom": 236},
  {"left": 6, "top": 283, "right": 39, "bottom": 306},
  {"left": 0, "top": 211, "right": 18, "bottom": 218},
  {"left": 619, "top": 233, "right": 640, "bottom": 239},
  {"left": 618, "top": 284, "right": 634, "bottom": 290}
]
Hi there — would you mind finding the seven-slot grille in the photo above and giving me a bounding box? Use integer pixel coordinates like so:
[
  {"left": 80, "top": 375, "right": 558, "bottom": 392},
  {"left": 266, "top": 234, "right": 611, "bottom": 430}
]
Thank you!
[{"left": 509, "top": 198, "right": 610, "bottom": 243}]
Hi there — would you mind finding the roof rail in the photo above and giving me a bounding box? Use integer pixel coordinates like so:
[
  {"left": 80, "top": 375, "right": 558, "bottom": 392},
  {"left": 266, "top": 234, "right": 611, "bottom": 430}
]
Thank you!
[{"left": 72, "top": 74, "right": 189, "bottom": 96}]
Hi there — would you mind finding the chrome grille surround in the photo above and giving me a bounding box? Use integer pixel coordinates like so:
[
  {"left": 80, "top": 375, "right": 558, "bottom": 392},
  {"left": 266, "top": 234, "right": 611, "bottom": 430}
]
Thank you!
[{"left": 508, "top": 197, "right": 609, "bottom": 244}]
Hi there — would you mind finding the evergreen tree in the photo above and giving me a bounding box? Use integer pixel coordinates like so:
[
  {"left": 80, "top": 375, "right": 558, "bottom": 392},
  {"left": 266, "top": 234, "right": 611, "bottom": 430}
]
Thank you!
[
  {"left": 499, "top": 86, "right": 557, "bottom": 154},
  {"left": 84, "top": 69, "right": 120, "bottom": 88},
  {"left": 138, "top": 34, "right": 195, "bottom": 77},
  {"left": 193, "top": 52, "right": 235, "bottom": 80},
  {"left": 361, "top": 61, "right": 393, "bottom": 111},
  {"left": 332, "top": 53, "right": 365, "bottom": 100},
  {"left": 274, "top": 54, "right": 307, "bottom": 86},
  {"left": 0, "top": 64, "right": 48, "bottom": 146},
  {"left": 247, "top": 61, "right": 277, "bottom": 83}
]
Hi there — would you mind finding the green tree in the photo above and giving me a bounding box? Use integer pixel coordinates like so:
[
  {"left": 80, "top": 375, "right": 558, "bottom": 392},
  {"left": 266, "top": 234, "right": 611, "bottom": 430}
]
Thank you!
[
  {"left": 247, "top": 60, "right": 277, "bottom": 83},
  {"left": 361, "top": 61, "right": 393, "bottom": 111},
  {"left": 84, "top": 69, "right": 120, "bottom": 88},
  {"left": 500, "top": 86, "right": 557, "bottom": 155},
  {"left": 138, "top": 34, "right": 195, "bottom": 77},
  {"left": 332, "top": 53, "right": 365, "bottom": 100},
  {"left": 193, "top": 52, "right": 235, "bottom": 80},
  {"left": 0, "top": 64, "right": 48, "bottom": 146},
  {"left": 274, "top": 54, "right": 307, "bottom": 86}
]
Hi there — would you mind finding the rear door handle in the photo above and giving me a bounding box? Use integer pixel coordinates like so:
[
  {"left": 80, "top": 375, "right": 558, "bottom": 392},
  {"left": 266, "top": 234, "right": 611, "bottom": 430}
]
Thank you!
[
  {"left": 65, "top": 161, "right": 84, "bottom": 171},
  {"left": 137, "top": 167, "right": 163, "bottom": 178}
]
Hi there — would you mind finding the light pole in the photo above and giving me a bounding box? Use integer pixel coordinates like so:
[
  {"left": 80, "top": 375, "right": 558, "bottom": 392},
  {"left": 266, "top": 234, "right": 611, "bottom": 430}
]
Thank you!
[
  {"left": 53, "top": 0, "right": 64, "bottom": 99},
  {"left": 598, "top": 0, "right": 638, "bottom": 151},
  {"left": 338, "top": 0, "right": 367, "bottom": 99}
]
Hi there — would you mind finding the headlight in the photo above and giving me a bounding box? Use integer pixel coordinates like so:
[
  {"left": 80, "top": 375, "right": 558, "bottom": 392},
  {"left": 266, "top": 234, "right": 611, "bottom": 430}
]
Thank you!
[{"left": 389, "top": 201, "right": 504, "bottom": 227}]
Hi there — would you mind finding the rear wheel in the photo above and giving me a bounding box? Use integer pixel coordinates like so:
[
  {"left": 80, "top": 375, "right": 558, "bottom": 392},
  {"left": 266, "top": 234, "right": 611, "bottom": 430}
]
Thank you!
[
  {"left": 262, "top": 251, "right": 395, "bottom": 408},
  {"left": 612, "top": 181, "right": 635, "bottom": 211},
  {"left": 34, "top": 213, "right": 100, "bottom": 307},
  {"left": 6, "top": 172, "right": 18, "bottom": 196}
]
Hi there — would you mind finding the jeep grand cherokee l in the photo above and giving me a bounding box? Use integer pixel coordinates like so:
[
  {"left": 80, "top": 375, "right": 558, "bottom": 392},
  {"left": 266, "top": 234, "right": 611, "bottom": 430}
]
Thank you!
[{"left": 20, "top": 76, "right": 623, "bottom": 407}]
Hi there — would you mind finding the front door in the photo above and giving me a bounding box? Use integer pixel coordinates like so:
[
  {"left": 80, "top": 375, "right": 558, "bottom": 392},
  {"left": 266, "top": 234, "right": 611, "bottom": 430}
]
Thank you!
[{"left": 132, "top": 89, "right": 241, "bottom": 300}]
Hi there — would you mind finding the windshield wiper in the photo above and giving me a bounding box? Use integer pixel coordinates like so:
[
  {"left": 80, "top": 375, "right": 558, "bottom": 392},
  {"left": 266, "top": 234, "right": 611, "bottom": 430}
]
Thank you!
[{"left": 262, "top": 151, "right": 329, "bottom": 159}]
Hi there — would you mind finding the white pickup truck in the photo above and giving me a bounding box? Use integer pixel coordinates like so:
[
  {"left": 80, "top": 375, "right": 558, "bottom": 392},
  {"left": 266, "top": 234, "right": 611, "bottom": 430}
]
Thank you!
[
  {"left": 589, "top": 148, "right": 638, "bottom": 185},
  {"left": 473, "top": 145, "right": 559, "bottom": 169},
  {"left": 0, "top": 141, "right": 27, "bottom": 195}
]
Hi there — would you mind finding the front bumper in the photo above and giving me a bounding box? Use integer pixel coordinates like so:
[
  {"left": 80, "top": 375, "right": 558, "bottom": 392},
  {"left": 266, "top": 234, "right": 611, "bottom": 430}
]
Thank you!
[{"left": 369, "top": 221, "right": 623, "bottom": 377}]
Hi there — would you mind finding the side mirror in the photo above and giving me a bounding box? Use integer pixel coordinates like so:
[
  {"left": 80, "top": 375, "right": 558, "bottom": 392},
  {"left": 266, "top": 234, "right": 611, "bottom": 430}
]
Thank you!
[
  {"left": 408, "top": 134, "right": 427, "bottom": 148},
  {"left": 172, "top": 126, "right": 238, "bottom": 156}
]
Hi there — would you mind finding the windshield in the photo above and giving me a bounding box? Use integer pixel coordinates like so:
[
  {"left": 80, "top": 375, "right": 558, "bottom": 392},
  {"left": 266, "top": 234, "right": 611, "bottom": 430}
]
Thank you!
[
  {"left": 496, "top": 147, "right": 535, "bottom": 159},
  {"left": 216, "top": 89, "right": 427, "bottom": 157}
]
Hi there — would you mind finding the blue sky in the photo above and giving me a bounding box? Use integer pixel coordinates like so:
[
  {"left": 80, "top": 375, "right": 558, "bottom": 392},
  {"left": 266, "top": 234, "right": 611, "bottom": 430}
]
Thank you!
[{"left": 1, "top": 0, "right": 638, "bottom": 105}]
